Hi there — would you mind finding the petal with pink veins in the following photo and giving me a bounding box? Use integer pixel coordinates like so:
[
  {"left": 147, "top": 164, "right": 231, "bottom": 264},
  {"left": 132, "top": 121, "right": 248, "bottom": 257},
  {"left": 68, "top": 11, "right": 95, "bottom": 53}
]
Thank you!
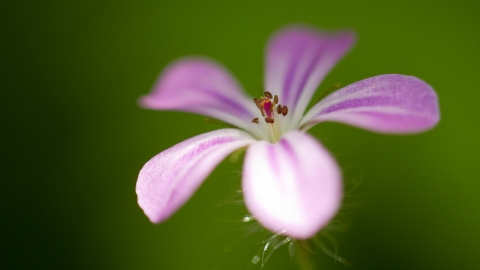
[
  {"left": 136, "top": 129, "right": 254, "bottom": 223},
  {"left": 265, "top": 26, "right": 356, "bottom": 130},
  {"left": 242, "top": 130, "right": 342, "bottom": 239},
  {"left": 300, "top": 75, "right": 440, "bottom": 134}
]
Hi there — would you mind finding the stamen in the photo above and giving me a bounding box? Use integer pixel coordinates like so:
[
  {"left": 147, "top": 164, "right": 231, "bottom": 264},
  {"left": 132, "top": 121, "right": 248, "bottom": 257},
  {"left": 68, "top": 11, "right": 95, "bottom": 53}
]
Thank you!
[
  {"left": 251, "top": 93, "right": 285, "bottom": 143},
  {"left": 253, "top": 98, "right": 265, "bottom": 117},
  {"left": 314, "top": 83, "right": 341, "bottom": 104},
  {"left": 276, "top": 104, "right": 283, "bottom": 114},
  {"left": 259, "top": 109, "right": 265, "bottom": 117}
]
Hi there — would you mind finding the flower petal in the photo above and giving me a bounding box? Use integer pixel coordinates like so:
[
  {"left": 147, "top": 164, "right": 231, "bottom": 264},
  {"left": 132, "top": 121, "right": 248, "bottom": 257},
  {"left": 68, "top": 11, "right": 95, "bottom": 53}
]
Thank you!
[
  {"left": 242, "top": 130, "right": 342, "bottom": 239},
  {"left": 140, "top": 57, "right": 259, "bottom": 133},
  {"left": 265, "top": 26, "right": 356, "bottom": 130},
  {"left": 300, "top": 75, "right": 440, "bottom": 134},
  {"left": 136, "top": 129, "right": 254, "bottom": 223}
]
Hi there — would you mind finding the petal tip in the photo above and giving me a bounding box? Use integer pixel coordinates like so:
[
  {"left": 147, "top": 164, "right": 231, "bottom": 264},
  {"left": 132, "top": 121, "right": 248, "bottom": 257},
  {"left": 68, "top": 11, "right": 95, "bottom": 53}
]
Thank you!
[
  {"left": 243, "top": 131, "right": 342, "bottom": 239},
  {"left": 268, "top": 23, "right": 357, "bottom": 47},
  {"left": 135, "top": 129, "right": 254, "bottom": 225},
  {"left": 302, "top": 74, "right": 441, "bottom": 134}
]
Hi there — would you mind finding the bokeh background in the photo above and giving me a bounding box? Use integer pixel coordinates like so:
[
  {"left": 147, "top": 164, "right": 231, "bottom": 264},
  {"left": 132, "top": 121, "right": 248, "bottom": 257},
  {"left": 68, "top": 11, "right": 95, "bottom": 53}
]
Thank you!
[{"left": 2, "top": 0, "right": 480, "bottom": 269}]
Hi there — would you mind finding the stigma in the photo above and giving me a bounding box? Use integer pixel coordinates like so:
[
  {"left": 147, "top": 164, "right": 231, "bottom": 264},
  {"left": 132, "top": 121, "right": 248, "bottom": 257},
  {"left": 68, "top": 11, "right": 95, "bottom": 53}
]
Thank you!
[{"left": 252, "top": 92, "right": 288, "bottom": 124}]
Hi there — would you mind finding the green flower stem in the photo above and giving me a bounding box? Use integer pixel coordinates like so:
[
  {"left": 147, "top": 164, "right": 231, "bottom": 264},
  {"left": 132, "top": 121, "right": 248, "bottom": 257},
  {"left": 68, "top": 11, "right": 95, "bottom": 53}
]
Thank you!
[{"left": 295, "top": 241, "right": 317, "bottom": 270}]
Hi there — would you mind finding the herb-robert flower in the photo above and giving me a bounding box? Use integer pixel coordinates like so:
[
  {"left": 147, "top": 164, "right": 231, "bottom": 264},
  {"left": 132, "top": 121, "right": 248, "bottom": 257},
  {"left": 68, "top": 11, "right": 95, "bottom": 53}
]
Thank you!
[{"left": 136, "top": 25, "right": 439, "bottom": 239}]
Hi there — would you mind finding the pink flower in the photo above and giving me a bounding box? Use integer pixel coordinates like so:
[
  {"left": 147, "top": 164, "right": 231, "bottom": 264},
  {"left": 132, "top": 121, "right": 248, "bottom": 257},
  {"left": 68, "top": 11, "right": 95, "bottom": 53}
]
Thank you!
[{"left": 136, "top": 25, "right": 439, "bottom": 239}]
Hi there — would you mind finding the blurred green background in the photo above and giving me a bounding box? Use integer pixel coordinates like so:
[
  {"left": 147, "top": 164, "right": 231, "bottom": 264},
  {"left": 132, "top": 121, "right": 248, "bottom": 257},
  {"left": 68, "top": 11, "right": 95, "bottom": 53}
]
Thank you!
[{"left": 2, "top": 0, "right": 480, "bottom": 269}]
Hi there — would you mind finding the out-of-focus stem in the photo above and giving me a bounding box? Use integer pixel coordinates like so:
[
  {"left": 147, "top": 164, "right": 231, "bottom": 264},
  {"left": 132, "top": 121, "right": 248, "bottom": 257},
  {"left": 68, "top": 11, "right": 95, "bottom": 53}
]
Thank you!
[{"left": 295, "top": 241, "right": 317, "bottom": 270}]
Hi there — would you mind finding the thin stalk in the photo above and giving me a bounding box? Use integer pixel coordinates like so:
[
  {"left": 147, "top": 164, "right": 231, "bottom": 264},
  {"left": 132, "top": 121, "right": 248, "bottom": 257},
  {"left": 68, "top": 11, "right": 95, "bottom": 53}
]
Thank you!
[
  {"left": 313, "top": 83, "right": 341, "bottom": 105},
  {"left": 295, "top": 241, "right": 317, "bottom": 270}
]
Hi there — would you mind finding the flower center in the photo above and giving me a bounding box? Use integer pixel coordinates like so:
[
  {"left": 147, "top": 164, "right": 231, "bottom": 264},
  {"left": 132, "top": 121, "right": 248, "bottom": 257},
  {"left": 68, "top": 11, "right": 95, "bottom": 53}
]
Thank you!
[{"left": 251, "top": 92, "right": 289, "bottom": 142}]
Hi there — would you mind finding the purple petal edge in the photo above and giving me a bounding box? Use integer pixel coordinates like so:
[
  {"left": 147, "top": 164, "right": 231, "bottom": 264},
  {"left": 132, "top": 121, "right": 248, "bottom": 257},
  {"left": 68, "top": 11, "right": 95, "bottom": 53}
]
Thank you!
[
  {"left": 301, "top": 74, "right": 440, "bottom": 134},
  {"left": 242, "top": 130, "right": 342, "bottom": 239},
  {"left": 140, "top": 57, "right": 258, "bottom": 131},
  {"left": 136, "top": 129, "right": 254, "bottom": 223}
]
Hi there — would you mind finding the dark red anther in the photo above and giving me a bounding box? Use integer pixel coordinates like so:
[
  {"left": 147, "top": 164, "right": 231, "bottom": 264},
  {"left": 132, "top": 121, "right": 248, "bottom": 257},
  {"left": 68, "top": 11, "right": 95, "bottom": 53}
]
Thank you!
[
  {"left": 265, "top": 118, "right": 274, "bottom": 124},
  {"left": 274, "top": 95, "right": 278, "bottom": 104},
  {"left": 276, "top": 105, "right": 283, "bottom": 114},
  {"left": 282, "top": 106, "right": 288, "bottom": 116},
  {"left": 264, "top": 91, "right": 273, "bottom": 99},
  {"left": 252, "top": 118, "right": 259, "bottom": 124}
]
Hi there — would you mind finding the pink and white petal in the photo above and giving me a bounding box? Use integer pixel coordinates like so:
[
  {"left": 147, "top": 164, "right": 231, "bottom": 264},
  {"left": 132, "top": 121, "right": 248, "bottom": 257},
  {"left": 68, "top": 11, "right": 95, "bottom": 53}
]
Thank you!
[
  {"left": 265, "top": 26, "right": 356, "bottom": 130},
  {"left": 300, "top": 75, "right": 440, "bottom": 134},
  {"left": 242, "top": 131, "right": 342, "bottom": 239},
  {"left": 136, "top": 129, "right": 254, "bottom": 223},
  {"left": 140, "top": 57, "right": 259, "bottom": 133}
]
